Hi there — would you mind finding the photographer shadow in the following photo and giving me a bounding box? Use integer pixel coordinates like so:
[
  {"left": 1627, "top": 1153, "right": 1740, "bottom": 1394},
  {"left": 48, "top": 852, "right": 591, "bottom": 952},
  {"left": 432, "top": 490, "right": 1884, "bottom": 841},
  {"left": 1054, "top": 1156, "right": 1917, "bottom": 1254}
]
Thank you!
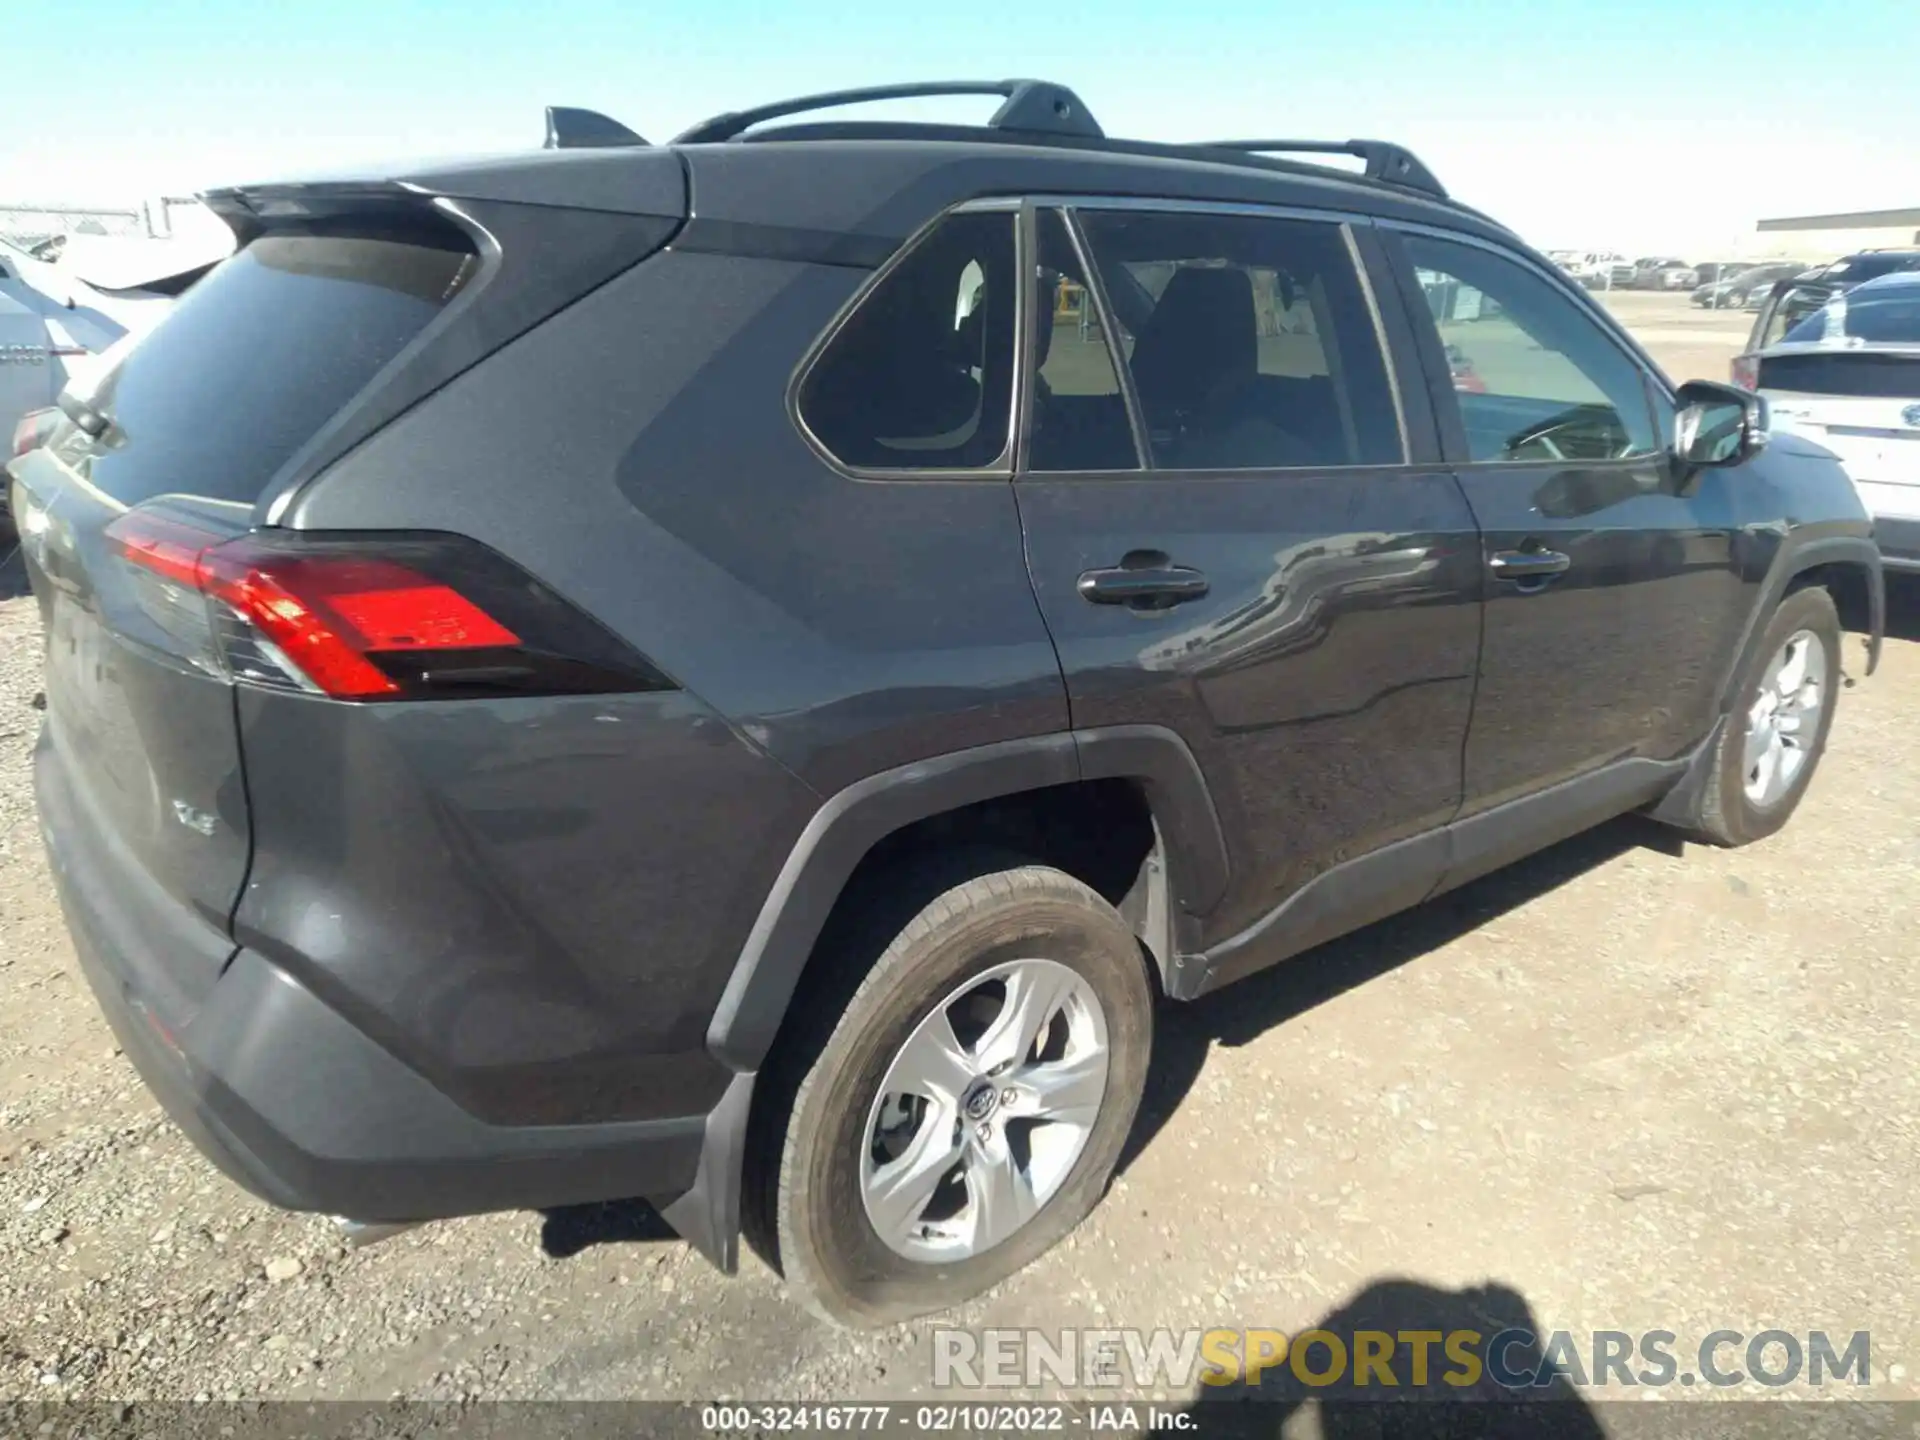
[{"left": 1179, "top": 1276, "right": 1606, "bottom": 1437}]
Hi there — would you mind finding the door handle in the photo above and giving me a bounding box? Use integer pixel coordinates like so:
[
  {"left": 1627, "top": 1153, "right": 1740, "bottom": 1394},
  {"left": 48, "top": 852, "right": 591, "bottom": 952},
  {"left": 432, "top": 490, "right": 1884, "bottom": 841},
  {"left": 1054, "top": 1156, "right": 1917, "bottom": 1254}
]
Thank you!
[
  {"left": 1488, "top": 549, "right": 1571, "bottom": 581},
  {"left": 1077, "top": 555, "right": 1210, "bottom": 608}
]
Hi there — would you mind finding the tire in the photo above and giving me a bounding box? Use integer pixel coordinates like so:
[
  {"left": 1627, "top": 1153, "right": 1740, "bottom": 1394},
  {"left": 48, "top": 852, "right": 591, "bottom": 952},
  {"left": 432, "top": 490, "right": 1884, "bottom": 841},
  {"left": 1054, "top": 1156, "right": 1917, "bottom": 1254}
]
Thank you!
[
  {"left": 1694, "top": 586, "right": 1843, "bottom": 846},
  {"left": 750, "top": 854, "right": 1153, "bottom": 1327}
]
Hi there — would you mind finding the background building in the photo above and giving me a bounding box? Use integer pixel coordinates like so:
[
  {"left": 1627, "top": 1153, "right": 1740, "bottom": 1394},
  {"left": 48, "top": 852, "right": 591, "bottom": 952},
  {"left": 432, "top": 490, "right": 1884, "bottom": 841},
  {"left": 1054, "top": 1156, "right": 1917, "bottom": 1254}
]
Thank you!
[{"left": 1742, "top": 207, "right": 1920, "bottom": 261}]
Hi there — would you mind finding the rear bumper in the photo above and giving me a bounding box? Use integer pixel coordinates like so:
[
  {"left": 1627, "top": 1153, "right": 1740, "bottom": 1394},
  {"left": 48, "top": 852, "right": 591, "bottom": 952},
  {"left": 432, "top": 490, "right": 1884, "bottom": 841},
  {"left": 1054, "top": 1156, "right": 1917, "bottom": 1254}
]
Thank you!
[
  {"left": 36, "top": 729, "right": 719, "bottom": 1228},
  {"left": 1874, "top": 516, "right": 1920, "bottom": 572}
]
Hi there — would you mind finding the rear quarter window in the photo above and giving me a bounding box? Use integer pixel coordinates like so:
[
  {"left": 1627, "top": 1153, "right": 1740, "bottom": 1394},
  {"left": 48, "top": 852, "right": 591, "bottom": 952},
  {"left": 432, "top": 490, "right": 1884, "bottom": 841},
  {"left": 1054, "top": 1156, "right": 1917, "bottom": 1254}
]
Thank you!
[{"left": 77, "top": 223, "right": 476, "bottom": 507}]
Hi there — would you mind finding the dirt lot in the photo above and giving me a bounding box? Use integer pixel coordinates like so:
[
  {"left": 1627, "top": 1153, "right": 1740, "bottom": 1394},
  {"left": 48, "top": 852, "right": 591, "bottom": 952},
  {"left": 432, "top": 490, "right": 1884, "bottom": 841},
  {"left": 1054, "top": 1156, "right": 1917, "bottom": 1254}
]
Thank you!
[{"left": 1, "top": 294, "right": 1913, "bottom": 1408}]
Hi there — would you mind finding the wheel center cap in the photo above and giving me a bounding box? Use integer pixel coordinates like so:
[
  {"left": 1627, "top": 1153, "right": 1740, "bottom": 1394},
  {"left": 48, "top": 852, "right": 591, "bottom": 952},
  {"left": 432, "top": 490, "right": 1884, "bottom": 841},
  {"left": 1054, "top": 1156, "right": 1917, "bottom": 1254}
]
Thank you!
[{"left": 963, "top": 1081, "right": 999, "bottom": 1123}]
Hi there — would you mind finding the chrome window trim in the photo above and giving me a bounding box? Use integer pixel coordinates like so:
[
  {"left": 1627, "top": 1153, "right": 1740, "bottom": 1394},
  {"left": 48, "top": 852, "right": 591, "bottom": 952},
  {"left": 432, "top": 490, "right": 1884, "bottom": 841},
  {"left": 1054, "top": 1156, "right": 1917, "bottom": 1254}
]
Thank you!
[
  {"left": 1027, "top": 193, "right": 1378, "bottom": 227},
  {"left": 787, "top": 203, "right": 1024, "bottom": 482}
]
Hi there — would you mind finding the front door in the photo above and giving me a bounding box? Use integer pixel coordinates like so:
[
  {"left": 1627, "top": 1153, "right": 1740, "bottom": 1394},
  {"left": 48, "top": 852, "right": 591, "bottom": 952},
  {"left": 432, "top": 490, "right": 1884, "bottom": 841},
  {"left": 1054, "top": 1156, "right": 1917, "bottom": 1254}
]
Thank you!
[
  {"left": 1015, "top": 204, "right": 1484, "bottom": 949},
  {"left": 1384, "top": 229, "right": 1752, "bottom": 816}
]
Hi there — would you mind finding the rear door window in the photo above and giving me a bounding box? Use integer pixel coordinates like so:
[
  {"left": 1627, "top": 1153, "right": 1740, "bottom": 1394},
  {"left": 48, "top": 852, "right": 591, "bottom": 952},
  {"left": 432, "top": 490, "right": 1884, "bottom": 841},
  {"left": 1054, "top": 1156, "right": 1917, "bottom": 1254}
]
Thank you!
[
  {"left": 798, "top": 211, "right": 1016, "bottom": 471},
  {"left": 77, "top": 224, "right": 476, "bottom": 507},
  {"left": 1074, "top": 209, "right": 1402, "bottom": 470}
]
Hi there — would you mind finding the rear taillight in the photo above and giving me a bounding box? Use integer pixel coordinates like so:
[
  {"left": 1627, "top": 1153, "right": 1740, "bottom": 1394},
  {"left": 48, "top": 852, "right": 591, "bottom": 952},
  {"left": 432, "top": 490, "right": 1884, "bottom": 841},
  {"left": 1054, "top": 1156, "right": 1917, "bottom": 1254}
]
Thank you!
[
  {"left": 103, "top": 512, "right": 670, "bottom": 701},
  {"left": 11, "top": 406, "right": 57, "bottom": 458},
  {"left": 1731, "top": 354, "right": 1760, "bottom": 391}
]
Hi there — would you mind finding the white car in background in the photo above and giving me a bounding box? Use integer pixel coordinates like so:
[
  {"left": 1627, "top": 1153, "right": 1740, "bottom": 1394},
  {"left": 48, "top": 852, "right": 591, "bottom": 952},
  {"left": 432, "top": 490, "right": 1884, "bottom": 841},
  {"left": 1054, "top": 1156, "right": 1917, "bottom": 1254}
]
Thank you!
[
  {"left": 2, "top": 235, "right": 221, "bottom": 547},
  {"left": 1738, "top": 271, "right": 1920, "bottom": 570}
]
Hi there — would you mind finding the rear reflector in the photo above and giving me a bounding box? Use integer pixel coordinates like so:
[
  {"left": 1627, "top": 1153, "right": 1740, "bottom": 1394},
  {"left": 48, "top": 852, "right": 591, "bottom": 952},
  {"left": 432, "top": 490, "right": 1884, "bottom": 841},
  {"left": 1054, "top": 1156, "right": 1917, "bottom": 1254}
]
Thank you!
[
  {"left": 103, "top": 512, "right": 671, "bottom": 702},
  {"left": 1731, "top": 354, "right": 1760, "bottom": 391}
]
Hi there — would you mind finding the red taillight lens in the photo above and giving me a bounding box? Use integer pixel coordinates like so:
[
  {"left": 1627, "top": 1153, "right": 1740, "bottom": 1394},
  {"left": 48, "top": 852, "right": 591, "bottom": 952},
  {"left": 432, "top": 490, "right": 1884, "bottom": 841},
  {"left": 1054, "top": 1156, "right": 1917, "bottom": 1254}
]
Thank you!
[
  {"left": 103, "top": 512, "right": 667, "bottom": 702},
  {"left": 195, "top": 549, "right": 522, "bottom": 698},
  {"left": 1731, "top": 354, "right": 1760, "bottom": 391}
]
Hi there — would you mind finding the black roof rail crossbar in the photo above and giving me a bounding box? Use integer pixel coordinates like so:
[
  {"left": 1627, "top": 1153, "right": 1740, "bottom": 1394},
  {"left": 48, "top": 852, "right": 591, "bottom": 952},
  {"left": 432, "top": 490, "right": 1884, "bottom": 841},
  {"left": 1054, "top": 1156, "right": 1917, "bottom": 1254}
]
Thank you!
[
  {"left": 673, "top": 79, "right": 1102, "bottom": 145},
  {"left": 1205, "top": 139, "right": 1445, "bottom": 198},
  {"left": 545, "top": 105, "right": 649, "bottom": 150}
]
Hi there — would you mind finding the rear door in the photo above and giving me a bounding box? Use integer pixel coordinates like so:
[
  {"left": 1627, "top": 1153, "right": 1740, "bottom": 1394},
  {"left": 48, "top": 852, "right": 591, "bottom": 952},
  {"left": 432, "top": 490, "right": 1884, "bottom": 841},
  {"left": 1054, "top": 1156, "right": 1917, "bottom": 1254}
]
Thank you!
[
  {"left": 1015, "top": 203, "right": 1484, "bottom": 949},
  {"left": 10, "top": 217, "right": 485, "bottom": 1014},
  {"left": 1382, "top": 228, "right": 1751, "bottom": 815}
]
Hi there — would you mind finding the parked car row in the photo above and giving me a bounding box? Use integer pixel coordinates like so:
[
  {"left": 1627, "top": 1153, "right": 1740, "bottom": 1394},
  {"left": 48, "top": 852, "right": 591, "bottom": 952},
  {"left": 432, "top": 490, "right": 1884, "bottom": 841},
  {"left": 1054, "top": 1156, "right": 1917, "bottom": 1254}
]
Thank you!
[
  {"left": 1548, "top": 252, "right": 1704, "bottom": 291},
  {"left": 1693, "top": 250, "right": 1920, "bottom": 311}
]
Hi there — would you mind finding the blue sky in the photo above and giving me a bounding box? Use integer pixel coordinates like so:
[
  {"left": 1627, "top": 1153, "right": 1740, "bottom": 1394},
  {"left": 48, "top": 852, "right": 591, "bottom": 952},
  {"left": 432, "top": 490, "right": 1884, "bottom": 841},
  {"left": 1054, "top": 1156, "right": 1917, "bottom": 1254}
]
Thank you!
[{"left": 9, "top": 0, "right": 1916, "bottom": 255}]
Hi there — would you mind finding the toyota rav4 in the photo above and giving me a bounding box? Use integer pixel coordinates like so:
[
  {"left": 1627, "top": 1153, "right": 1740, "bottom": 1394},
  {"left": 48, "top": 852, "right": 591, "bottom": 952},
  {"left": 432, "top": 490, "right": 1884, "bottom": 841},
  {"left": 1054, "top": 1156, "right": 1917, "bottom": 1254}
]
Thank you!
[{"left": 6, "top": 80, "right": 1884, "bottom": 1327}]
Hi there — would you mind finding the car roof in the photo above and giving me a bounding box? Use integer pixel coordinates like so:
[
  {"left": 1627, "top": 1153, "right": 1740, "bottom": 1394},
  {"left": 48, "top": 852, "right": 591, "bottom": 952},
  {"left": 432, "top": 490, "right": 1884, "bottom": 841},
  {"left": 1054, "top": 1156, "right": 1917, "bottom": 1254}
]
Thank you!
[
  {"left": 204, "top": 80, "right": 1523, "bottom": 255},
  {"left": 1843, "top": 268, "right": 1920, "bottom": 294}
]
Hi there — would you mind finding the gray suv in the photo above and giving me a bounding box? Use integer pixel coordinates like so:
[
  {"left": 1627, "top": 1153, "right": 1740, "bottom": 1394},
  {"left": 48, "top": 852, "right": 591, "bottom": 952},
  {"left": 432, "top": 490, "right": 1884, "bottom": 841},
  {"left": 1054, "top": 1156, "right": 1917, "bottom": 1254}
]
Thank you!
[{"left": 6, "top": 80, "right": 1883, "bottom": 1326}]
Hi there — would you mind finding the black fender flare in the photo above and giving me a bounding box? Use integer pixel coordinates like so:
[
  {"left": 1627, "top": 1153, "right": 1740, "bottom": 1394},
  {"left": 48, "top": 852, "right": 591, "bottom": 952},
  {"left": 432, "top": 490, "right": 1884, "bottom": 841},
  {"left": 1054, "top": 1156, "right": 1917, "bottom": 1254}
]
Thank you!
[
  {"left": 1651, "top": 532, "right": 1882, "bottom": 831},
  {"left": 705, "top": 725, "right": 1228, "bottom": 1074},
  {"left": 1723, "top": 534, "right": 1883, "bottom": 711}
]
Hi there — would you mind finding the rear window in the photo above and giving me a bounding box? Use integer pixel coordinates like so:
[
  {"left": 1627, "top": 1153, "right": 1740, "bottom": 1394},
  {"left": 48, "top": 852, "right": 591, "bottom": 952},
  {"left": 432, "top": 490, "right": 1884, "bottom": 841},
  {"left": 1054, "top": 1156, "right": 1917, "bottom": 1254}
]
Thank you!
[
  {"left": 1819, "top": 254, "right": 1920, "bottom": 286},
  {"left": 1782, "top": 286, "right": 1920, "bottom": 346},
  {"left": 1759, "top": 352, "right": 1920, "bottom": 398},
  {"left": 79, "top": 223, "right": 476, "bottom": 506}
]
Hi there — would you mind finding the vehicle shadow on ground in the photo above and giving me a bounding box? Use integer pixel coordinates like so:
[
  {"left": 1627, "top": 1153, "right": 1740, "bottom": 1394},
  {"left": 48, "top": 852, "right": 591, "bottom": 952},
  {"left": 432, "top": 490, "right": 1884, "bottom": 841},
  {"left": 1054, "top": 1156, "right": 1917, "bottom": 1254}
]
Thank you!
[
  {"left": 0, "top": 545, "right": 27, "bottom": 601},
  {"left": 537, "top": 813, "right": 1679, "bottom": 1263},
  {"left": 540, "top": 1195, "right": 678, "bottom": 1256},
  {"left": 1118, "top": 813, "right": 1677, "bottom": 1176},
  {"left": 1170, "top": 1276, "right": 1606, "bottom": 1437}
]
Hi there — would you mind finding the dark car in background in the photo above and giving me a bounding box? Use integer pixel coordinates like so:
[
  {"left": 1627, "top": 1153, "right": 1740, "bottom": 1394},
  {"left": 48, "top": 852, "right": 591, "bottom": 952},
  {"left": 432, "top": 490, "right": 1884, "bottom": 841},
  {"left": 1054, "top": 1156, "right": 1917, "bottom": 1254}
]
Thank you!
[
  {"left": 1694, "top": 261, "right": 1806, "bottom": 309},
  {"left": 5, "top": 78, "right": 1885, "bottom": 1327},
  {"left": 1797, "top": 248, "right": 1920, "bottom": 293}
]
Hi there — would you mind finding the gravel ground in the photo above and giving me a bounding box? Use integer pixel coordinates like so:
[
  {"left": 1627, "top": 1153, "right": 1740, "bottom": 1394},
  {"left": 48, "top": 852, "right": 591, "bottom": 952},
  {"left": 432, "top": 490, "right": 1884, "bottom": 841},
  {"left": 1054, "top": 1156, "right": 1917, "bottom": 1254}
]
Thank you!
[{"left": 1, "top": 299, "right": 1915, "bottom": 1413}]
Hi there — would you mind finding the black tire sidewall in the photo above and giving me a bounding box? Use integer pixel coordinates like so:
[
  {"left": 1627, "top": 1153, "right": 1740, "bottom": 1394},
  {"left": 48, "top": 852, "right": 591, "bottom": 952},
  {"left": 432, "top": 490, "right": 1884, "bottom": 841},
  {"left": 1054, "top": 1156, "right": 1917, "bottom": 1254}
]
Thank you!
[
  {"left": 1715, "top": 587, "right": 1843, "bottom": 844},
  {"left": 778, "top": 872, "right": 1152, "bottom": 1327}
]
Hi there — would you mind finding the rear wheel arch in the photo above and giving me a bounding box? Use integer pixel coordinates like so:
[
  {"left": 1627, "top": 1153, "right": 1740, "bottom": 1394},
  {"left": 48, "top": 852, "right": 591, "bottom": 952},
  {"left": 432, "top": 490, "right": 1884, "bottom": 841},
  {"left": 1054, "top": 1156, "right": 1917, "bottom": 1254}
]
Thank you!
[{"left": 706, "top": 727, "right": 1228, "bottom": 1076}]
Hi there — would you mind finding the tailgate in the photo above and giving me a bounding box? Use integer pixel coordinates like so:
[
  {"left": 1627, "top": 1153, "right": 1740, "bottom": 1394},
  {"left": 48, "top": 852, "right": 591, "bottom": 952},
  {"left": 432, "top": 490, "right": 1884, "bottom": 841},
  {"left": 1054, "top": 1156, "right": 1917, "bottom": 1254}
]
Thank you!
[
  {"left": 10, "top": 176, "right": 684, "bottom": 1023},
  {"left": 9, "top": 205, "right": 494, "bottom": 1017},
  {"left": 1763, "top": 355, "right": 1920, "bottom": 514}
]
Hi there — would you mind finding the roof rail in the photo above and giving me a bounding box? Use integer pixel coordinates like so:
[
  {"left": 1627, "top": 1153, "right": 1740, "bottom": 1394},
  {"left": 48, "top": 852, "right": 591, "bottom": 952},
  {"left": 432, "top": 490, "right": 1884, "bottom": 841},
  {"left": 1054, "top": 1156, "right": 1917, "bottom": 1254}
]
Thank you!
[
  {"left": 1204, "top": 139, "right": 1446, "bottom": 198},
  {"left": 545, "top": 105, "right": 648, "bottom": 150},
  {"left": 673, "top": 79, "right": 1103, "bottom": 145}
]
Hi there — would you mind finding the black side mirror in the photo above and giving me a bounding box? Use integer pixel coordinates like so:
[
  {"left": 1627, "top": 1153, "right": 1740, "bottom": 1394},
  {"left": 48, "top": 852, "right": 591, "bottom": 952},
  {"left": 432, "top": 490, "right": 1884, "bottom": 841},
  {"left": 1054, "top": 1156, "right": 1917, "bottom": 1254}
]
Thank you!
[{"left": 1674, "top": 379, "right": 1768, "bottom": 468}]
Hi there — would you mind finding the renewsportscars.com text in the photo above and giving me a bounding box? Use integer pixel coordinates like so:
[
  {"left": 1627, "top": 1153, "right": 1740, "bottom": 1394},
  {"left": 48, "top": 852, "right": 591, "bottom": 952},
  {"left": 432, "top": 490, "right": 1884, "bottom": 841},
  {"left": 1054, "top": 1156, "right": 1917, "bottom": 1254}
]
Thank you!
[{"left": 933, "top": 1326, "right": 1873, "bottom": 1392}]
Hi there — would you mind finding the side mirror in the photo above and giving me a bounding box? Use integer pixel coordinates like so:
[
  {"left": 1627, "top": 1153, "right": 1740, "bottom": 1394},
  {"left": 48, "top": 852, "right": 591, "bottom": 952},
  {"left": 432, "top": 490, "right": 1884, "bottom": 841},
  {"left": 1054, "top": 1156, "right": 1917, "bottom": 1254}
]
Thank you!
[{"left": 1674, "top": 379, "right": 1768, "bottom": 468}]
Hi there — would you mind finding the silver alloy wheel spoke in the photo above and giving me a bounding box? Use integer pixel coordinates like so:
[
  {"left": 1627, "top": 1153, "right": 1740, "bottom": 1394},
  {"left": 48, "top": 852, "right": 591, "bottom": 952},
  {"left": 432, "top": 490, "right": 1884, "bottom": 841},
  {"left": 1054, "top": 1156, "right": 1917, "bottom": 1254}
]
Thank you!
[
  {"left": 866, "top": 1109, "right": 965, "bottom": 1240},
  {"left": 973, "top": 963, "right": 1075, "bottom": 1076},
  {"left": 1006, "top": 1047, "right": 1106, "bottom": 1126},
  {"left": 1743, "top": 629, "right": 1826, "bottom": 809},
  {"left": 860, "top": 957, "right": 1109, "bottom": 1263},
  {"left": 966, "top": 1143, "right": 1040, "bottom": 1251},
  {"left": 890, "top": 1008, "right": 978, "bottom": 1105}
]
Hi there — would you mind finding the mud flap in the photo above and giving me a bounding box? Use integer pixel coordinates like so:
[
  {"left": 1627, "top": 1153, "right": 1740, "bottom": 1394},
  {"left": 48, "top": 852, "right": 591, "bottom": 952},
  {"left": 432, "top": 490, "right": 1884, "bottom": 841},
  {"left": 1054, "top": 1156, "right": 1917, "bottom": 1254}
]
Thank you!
[
  {"left": 659, "top": 1070, "right": 755, "bottom": 1272},
  {"left": 1645, "top": 715, "right": 1727, "bottom": 830}
]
